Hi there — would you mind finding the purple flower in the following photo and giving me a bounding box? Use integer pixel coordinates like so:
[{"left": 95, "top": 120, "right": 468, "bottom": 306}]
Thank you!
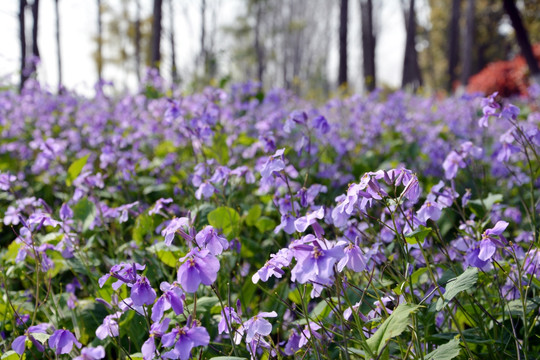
[
  {"left": 477, "top": 221, "right": 509, "bottom": 261},
  {"left": 98, "top": 262, "right": 145, "bottom": 289},
  {"left": 151, "top": 282, "right": 185, "bottom": 322},
  {"left": 195, "top": 226, "right": 229, "bottom": 255},
  {"left": 294, "top": 207, "right": 325, "bottom": 233},
  {"left": 416, "top": 194, "right": 443, "bottom": 223},
  {"left": 290, "top": 236, "right": 344, "bottom": 286},
  {"left": 243, "top": 311, "right": 277, "bottom": 343},
  {"left": 252, "top": 248, "right": 293, "bottom": 283},
  {"left": 11, "top": 323, "right": 51, "bottom": 355},
  {"left": 49, "top": 329, "right": 82, "bottom": 355},
  {"left": 142, "top": 318, "right": 171, "bottom": 360},
  {"left": 95, "top": 312, "right": 122, "bottom": 340},
  {"left": 161, "top": 323, "right": 210, "bottom": 360},
  {"left": 0, "top": 172, "right": 17, "bottom": 191},
  {"left": 131, "top": 276, "right": 157, "bottom": 306},
  {"left": 149, "top": 198, "right": 173, "bottom": 216},
  {"left": 524, "top": 249, "right": 540, "bottom": 278},
  {"left": 177, "top": 249, "right": 220, "bottom": 292},
  {"left": 336, "top": 238, "right": 367, "bottom": 272},
  {"left": 260, "top": 148, "right": 286, "bottom": 179},
  {"left": 195, "top": 181, "right": 216, "bottom": 200},
  {"left": 218, "top": 303, "right": 244, "bottom": 344},
  {"left": 74, "top": 346, "right": 106, "bottom": 360},
  {"left": 161, "top": 217, "right": 190, "bottom": 246},
  {"left": 443, "top": 151, "right": 465, "bottom": 180}
]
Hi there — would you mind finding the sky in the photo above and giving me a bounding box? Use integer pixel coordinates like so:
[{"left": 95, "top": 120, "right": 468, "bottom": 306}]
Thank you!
[{"left": 0, "top": 0, "right": 426, "bottom": 95}]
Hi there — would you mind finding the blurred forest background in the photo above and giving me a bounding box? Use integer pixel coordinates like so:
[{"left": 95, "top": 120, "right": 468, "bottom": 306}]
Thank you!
[{"left": 2, "top": 0, "right": 540, "bottom": 98}]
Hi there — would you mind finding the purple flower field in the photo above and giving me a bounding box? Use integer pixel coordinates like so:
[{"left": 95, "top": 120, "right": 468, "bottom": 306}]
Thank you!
[{"left": 1, "top": 77, "right": 540, "bottom": 359}]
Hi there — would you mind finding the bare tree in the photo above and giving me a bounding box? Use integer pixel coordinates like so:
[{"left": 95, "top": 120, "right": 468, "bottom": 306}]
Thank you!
[
  {"left": 200, "top": 0, "right": 207, "bottom": 75},
  {"left": 31, "top": 0, "right": 40, "bottom": 63},
  {"left": 169, "top": 0, "right": 178, "bottom": 83},
  {"left": 150, "top": 0, "right": 163, "bottom": 71},
  {"left": 338, "top": 0, "right": 348, "bottom": 87},
  {"left": 19, "top": 0, "right": 27, "bottom": 92},
  {"left": 97, "top": 0, "right": 103, "bottom": 81},
  {"left": 448, "top": 0, "right": 460, "bottom": 92},
  {"left": 135, "top": 0, "right": 141, "bottom": 83},
  {"left": 254, "top": 0, "right": 265, "bottom": 85},
  {"left": 360, "top": 0, "right": 376, "bottom": 92},
  {"left": 401, "top": 0, "right": 422, "bottom": 91},
  {"left": 460, "top": 0, "right": 474, "bottom": 87},
  {"left": 503, "top": 0, "right": 540, "bottom": 84},
  {"left": 55, "top": 0, "right": 62, "bottom": 91}
]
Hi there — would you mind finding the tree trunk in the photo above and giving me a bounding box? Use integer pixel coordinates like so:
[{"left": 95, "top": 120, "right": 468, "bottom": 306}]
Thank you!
[
  {"left": 338, "top": 0, "right": 348, "bottom": 87},
  {"left": 150, "top": 0, "right": 163, "bottom": 71},
  {"left": 254, "top": 0, "right": 265, "bottom": 85},
  {"left": 503, "top": 0, "right": 540, "bottom": 83},
  {"left": 200, "top": 0, "right": 207, "bottom": 75},
  {"left": 97, "top": 0, "right": 103, "bottom": 81},
  {"left": 169, "top": 0, "right": 178, "bottom": 83},
  {"left": 55, "top": 0, "right": 62, "bottom": 92},
  {"left": 135, "top": 0, "right": 141, "bottom": 83},
  {"left": 401, "top": 0, "right": 422, "bottom": 91},
  {"left": 360, "top": 0, "right": 376, "bottom": 92},
  {"left": 448, "top": 0, "right": 460, "bottom": 92},
  {"left": 460, "top": 0, "right": 474, "bottom": 87},
  {"left": 19, "top": 0, "right": 27, "bottom": 92},
  {"left": 29, "top": 0, "right": 39, "bottom": 76}
]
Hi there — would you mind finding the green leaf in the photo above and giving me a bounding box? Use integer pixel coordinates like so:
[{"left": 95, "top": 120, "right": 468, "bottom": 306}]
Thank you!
[
  {"left": 129, "top": 354, "right": 143, "bottom": 360},
  {"left": 366, "top": 303, "right": 420, "bottom": 356},
  {"left": 245, "top": 205, "right": 262, "bottom": 226},
  {"left": 31, "top": 333, "right": 50, "bottom": 344},
  {"left": 404, "top": 225, "right": 432, "bottom": 245},
  {"left": 1, "top": 350, "right": 24, "bottom": 360},
  {"left": 208, "top": 206, "right": 240, "bottom": 238},
  {"left": 133, "top": 214, "right": 154, "bottom": 246},
  {"left": 3, "top": 240, "right": 23, "bottom": 263},
  {"left": 469, "top": 193, "right": 503, "bottom": 217},
  {"left": 72, "top": 198, "right": 97, "bottom": 231},
  {"left": 255, "top": 217, "right": 276, "bottom": 233},
  {"left": 425, "top": 337, "right": 461, "bottom": 360},
  {"left": 66, "top": 154, "right": 90, "bottom": 186},
  {"left": 436, "top": 267, "right": 478, "bottom": 311}
]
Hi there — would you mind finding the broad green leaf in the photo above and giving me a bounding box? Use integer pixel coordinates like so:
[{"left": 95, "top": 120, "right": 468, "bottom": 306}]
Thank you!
[
  {"left": 425, "top": 337, "right": 461, "bottom": 360},
  {"left": 436, "top": 267, "right": 478, "bottom": 311},
  {"left": 133, "top": 214, "right": 154, "bottom": 245},
  {"left": 31, "top": 333, "right": 50, "bottom": 344},
  {"left": 366, "top": 303, "right": 420, "bottom": 356},
  {"left": 129, "top": 354, "right": 143, "bottom": 360},
  {"left": 66, "top": 154, "right": 90, "bottom": 186},
  {"left": 245, "top": 205, "right": 262, "bottom": 226},
  {"left": 288, "top": 288, "right": 303, "bottom": 305},
  {"left": 3, "top": 240, "right": 23, "bottom": 263},
  {"left": 255, "top": 217, "right": 276, "bottom": 233},
  {"left": 208, "top": 206, "right": 240, "bottom": 238},
  {"left": 1, "top": 351, "right": 24, "bottom": 360},
  {"left": 310, "top": 299, "right": 334, "bottom": 320},
  {"left": 469, "top": 193, "right": 503, "bottom": 217},
  {"left": 411, "top": 267, "right": 429, "bottom": 284},
  {"left": 72, "top": 198, "right": 97, "bottom": 231},
  {"left": 405, "top": 226, "right": 432, "bottom": 245}
]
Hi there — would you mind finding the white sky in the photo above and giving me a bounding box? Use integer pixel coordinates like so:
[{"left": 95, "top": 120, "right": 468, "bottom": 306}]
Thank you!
[{"left": 0, "top": 0, "right": 427, "bottom": 95}]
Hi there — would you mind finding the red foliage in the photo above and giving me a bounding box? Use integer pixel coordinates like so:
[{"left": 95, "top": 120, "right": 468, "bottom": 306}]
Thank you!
[{"left": 467, "top": 44, "right": 540, "bottom": 97}]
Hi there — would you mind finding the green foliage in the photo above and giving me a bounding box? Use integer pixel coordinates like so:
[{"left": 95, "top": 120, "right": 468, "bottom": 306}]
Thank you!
[
  {"left": 72, "top": 198, "right": 97, "bottom": 232},
  {"left": 366, "top": 304, "right": 421, "bottom": 356},
  {"left": 425, "top": 337, "right": 462, "bottom": 360},
  {"left": 66, "top": 154, "right": 90, "bottom": 186},
  {"left": 208, "top": 206, "right": 241, "bottom": 238},
  {"left": 436, "top": 268, "right": 479, "bottom": 311}
]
